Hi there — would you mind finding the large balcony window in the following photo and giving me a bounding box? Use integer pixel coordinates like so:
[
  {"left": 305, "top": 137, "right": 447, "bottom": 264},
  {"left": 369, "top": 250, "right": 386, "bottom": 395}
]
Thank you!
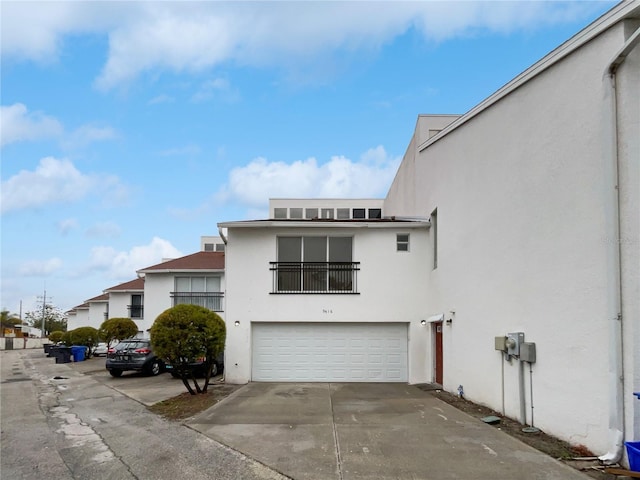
[
  {"left": 271, "top": 236, "right": 359, "bottom": 294},
  {"left": 172, "top": 276, "right": 224, "bottom": 311}
]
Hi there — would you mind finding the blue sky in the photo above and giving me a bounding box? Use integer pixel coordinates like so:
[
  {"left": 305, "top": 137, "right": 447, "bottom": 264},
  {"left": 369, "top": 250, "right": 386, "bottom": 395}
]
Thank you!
[{"left": 1, "top": 0, "right": 617, "bottom": 317}]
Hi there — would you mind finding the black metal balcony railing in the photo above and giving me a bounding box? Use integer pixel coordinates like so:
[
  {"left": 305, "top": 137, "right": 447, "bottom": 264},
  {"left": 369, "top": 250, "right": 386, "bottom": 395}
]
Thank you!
[
  {"left": 128, "top": 305, "right": 144, "bottom": 319},
  {"left": 171, "top": 292, "right": 224, "bottom": 312},
  {"left": 270, "top": 262, "right": 360, "bottom": 294}
]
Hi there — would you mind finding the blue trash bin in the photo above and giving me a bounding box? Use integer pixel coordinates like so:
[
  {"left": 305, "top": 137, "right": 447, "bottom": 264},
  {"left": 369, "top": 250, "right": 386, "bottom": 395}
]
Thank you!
[{"left": 71, "top": 346, "right": 85, "bottom": 362}]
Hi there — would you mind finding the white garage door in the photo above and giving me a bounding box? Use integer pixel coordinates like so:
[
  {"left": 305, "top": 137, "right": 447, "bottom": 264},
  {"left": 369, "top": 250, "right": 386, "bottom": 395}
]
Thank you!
[{"left": 252, "top": 323, "right": 408, "bottom": 382}]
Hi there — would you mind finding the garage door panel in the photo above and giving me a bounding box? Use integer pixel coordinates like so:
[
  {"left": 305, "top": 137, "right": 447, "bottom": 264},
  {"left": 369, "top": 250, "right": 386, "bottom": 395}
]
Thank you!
[{"left": 252, "top": 323, "right": 408, "bottom": 382}]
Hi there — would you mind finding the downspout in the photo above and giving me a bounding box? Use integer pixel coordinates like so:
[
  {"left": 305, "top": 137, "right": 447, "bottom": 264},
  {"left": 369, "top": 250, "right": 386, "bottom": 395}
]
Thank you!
[
  {"left": 599, "top": 24, "right": 640, "bottom": 465},
  {"left": 218, "top": 226, "right": 228, "bottom": 245}
]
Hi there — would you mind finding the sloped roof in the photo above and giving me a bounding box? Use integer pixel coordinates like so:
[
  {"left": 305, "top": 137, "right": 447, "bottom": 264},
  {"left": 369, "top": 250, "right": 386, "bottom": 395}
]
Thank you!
[
  {"left": 104, "top": 277, "right": 144, "bottom": 292},
  {"left": 69, "top": 303, "right": 89, "bottom": 311},
  {"left": 86, "top": 293, "right": 109, "bottom": 303},
  {"left": 138, "top": 251, "right": 225, "bottom": 274}
]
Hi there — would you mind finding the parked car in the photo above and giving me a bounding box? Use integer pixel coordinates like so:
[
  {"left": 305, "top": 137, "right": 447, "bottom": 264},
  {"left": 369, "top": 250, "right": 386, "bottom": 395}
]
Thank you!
[
  {"left": 166, "top": 352, "right": 224, "bottom": 379},
  {"left": 105, "top": 339, "right": 164, "bottom": 377},
  {"left": 92, "top": 342, "right": 108, "bottom": 357}
]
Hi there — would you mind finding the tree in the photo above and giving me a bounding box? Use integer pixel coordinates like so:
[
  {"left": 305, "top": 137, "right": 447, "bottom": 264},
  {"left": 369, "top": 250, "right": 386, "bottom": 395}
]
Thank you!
[
  {"left": 24, "top": 303, "right": 67, "bottom": 335},
  {"left": 99, "top": 318, "right": 138, "bottom": 347},
  {"left": 1, "top": 309, "right": 22, "bottom": 328},
  {"left": 49, "top": 331, "right": 65, "bottom": 343},
  {"left": 150, "top": 304, "right": 226, "bottom": 395},
  {"left": 66, "top": 327, "right": 100, "bottom": 350}
]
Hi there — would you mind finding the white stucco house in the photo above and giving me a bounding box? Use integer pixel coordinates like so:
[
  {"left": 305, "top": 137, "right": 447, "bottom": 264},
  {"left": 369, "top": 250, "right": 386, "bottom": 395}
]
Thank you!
[
  {"left": 136, "top": 251, "right": 226, "bottom": 335},
  {"left": 220, "top": 0, "right": 639, "bottom": 465},
  {"left": 66, "top": 295, "right": 105, "bottom": 331},
  {"left": 103, "top": 277, "right": 146, "bottom": 333}
]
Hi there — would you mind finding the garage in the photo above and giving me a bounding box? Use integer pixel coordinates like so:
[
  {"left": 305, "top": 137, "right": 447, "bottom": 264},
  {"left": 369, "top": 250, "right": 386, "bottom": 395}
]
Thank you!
[{"left": 251, "top": 322, "right": 408, "bottom": 382}]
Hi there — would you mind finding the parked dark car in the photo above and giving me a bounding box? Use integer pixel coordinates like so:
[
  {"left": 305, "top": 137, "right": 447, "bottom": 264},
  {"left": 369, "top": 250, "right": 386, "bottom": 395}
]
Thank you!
[
  {"left": 165, "top": 352, "right": 224, "bottom": 379},
  {"left": 105, "top": 339, "right": 164, "bottom": 377}
]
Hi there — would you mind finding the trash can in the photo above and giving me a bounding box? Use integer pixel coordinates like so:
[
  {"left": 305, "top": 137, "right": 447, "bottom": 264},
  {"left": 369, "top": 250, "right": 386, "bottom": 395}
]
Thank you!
[
  {"left": 43, "top": 343, "right": 53, "bottom": 355},
  {"left": 71, "top": 346, "right": 86, "bottom": 362},
  {"left": 626, "top": 442, "right": 640, "bottom": 472},
  {"left": 48, "top": 346, "right": 59, "bottom": 358},
  {"left": 55, "top": 347, "right": 72, "bottom": 364}
]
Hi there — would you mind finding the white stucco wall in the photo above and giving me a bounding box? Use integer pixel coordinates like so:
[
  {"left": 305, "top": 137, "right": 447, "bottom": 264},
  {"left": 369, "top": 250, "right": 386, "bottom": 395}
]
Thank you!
[
  {"left": 384, "top": 21, "right": 638, "bottom": 455},
  {"left": 140, "top": 274, "right": 173, "bottom": 334},
  {"left": 223, "top": 223, "right": 430, "bottom": 385},
  {"left": 107, "top": 292, "right": 133, "bottom": 319},
  {"left": 86, "top": 302, "right": 107, "bottom": 330}
]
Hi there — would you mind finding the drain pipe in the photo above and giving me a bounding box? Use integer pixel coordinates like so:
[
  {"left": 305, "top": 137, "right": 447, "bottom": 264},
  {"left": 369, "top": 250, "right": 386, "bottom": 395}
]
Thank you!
[{"left": 599, "top": 24, "right": 640, "bottom": 465}]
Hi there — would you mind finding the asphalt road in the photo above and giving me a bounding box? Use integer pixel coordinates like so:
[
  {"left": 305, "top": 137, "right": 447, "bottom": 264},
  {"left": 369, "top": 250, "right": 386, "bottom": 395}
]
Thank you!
[{"left": 0, "top": 349, "right": 287, "bottom": 480}]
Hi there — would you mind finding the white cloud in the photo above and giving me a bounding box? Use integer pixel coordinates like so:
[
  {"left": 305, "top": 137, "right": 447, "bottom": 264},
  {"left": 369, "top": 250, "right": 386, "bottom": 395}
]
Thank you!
[
  {"left": 218, "top": 145, "right": 400, "bottom": 210},
  {"left": 0, "top": 1, "right": 607, "bottom": 90},
  {"left": 61, "top": 124, "right": 117, "bottom": 150},
  {"left": 0, "top": 103, "right": 63, "bottom": 147},
  {"left": 18, "top": 258, "right": 63, "bottom": 276},
  {"left": 88, "top": 237, "right": 182, "bottom": 279},
  {"left": 57, "top": 218, "right": 78, "bottom": 235},
  {"left": 191, "top": 77, "right": 240, "bottom": 103},
  {"left": 159, "top": 144, "right": 201, "bottom": 157},
  {"left": 85, "top": 221, "right": 122, "bottom": 239},
  {"left": 1, "top": 157, "right": 128, "bottom": 214},
  {"left": 148, "top": 94, "right": 174, "bottom": 105}
]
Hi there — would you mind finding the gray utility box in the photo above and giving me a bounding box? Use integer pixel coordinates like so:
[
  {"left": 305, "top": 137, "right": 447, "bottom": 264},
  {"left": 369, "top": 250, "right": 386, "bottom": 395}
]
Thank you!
[
  {"left": 506, "top": 332, "right": 525, "bottom": 356},
  {"left": 520, "top": 342, "right": 537, "bottom": 363}
]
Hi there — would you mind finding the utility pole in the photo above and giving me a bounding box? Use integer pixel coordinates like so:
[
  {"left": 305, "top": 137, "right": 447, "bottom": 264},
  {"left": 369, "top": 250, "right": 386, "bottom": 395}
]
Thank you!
[{"left": 42, "top": 289, "right": 46, "bottom": 336}]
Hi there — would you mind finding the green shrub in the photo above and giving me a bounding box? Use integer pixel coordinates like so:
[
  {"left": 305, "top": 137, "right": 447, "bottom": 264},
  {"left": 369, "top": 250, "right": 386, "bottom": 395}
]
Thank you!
[
  {"left": 66, "top": 326, "right": 100, "bottom": 349},
  {"left": 99, "top": 317, "right": 138, "bottom": 346},
  {"left": 48, "top": 330, "right": 64, "bottom": 343},
  {"left": 151, "top": 304, "right": 225, "bottom": 395}
]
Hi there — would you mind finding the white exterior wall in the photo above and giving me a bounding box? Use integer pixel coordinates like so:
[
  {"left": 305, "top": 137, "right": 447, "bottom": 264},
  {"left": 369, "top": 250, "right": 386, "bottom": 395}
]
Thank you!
[
  {"left": 68, "top": 308, "right": 89, "bottom": 331},
  {"left": 140, "top": 274, "right": 174, "bottom": 334},
  {"left": 86, "top": 302, "right": 107, "bottom": 330},
  {"left": 384, "top": 21, "right": 638, "bottom": 455},
  {"left": 223, "top": 224, "right": 430, "bottom": 385},
  {"left": 107, "top": 292, "right": 133, "bottom": 320},
  {"left": 617, "top": 19, "right": 640, "bottom": 446}
]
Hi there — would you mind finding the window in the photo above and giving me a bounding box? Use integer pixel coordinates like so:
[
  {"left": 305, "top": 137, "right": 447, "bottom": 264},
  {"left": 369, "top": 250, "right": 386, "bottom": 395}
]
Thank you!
[
  {"left": 431, "top": 208, "right": 438, "bottom": 269},
  {"left": 353, "top": 208, "right": 365, "bottom": 219},
  {"left": 173, "top": 277, "right": 223, "bottom": 311},
  {"left": 305, "top": 208, "right": 318, "bottom": 219},
  {"left": 274, "top": 208, "right": 287, "bottom": 219},
  {"left": 397, "top": 234, "right": 409, "bottom": 252},
  {"left": 274, "top": 236, "right": 356, "bottom": 293},
  {"left": 321, "top": 208, "right": 334, "bottom": 219},
  {"left": 336, "top": 208, "right": 350, "bottom": 220},
  {"left": 204, "top": 243, "right": 214, "bottom": 251},
  {"left": 215, "top": 243, "right": 225, "bottom": 252},
  {"left": 129, "top": 294, "right": 143, "bottom": 318},
  {"left": 368, "top": 208, "right": 382, "bottom": 219},
  {"left": 290, "top": 208, "right": 303, "bottom": 219}
]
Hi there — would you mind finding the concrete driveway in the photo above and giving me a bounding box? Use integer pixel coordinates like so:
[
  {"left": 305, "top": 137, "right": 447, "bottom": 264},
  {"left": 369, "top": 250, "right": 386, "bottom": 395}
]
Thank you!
[{"left": 188, "top": 382, "right": 589, "bottom": 480}]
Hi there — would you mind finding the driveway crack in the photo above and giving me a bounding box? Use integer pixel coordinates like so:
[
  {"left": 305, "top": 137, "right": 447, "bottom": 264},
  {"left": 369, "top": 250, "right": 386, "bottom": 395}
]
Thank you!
[{"left": 328, "top": 383, "right": 344, "bottom": 480}]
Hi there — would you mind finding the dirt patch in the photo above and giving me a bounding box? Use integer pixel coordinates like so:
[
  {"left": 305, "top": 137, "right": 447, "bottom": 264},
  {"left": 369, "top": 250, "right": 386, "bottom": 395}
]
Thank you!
[
  {"left": 148, "top": 383, "right": 240, "bottom": 421},
  {"left": 421, "top": 386, "right": 619, "bottom": 480}
]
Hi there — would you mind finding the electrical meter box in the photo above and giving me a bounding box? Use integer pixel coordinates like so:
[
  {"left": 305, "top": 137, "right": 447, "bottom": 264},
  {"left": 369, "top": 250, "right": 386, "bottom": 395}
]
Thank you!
[
  {"left": 506, "top": 332, "right": 525, "bottom": 356},
  {"left": 494, "top": 336, "right": 507, "bottom": 352},
  {"left": 520, "top": 342, "right": 536, "bottom": 363}
]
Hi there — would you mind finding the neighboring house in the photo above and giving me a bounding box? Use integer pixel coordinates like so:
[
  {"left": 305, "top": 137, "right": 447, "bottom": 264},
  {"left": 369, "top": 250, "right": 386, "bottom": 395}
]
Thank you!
[
  {"left": 66, "top": 303, "right": 89, "bottom": 331},
  {"left": 85, "top": 294, "right": 109, "bottom": 330},
  {"left": 220, "top": 198, "right": 430, "bottom": 383},
  {"left": 103, "top": 278, "right": 145, "bottom": 335},
  {"left": 136, "top": 251, "right": 226, "bottom": 335},
  {"left": 220, "top": 0, "right": 639, "bottom": 464}
]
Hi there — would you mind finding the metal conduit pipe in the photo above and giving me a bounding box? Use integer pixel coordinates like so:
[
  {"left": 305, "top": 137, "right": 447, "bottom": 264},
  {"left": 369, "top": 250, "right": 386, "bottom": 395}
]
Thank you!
[{"left": 599, "top": 23, "right": 640, "bottom": 465}]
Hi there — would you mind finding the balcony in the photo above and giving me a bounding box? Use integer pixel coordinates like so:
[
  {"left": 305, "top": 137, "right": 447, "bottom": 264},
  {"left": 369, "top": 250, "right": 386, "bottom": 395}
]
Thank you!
[
  {"left": 171, "top": 292, "right": 224, "bottom": 312},
  {"left": 127, "top": 305, "right": 144, "bottom": 319},
  {"left": 270, "top": 262, "right": 360, "bottom": 294}
]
